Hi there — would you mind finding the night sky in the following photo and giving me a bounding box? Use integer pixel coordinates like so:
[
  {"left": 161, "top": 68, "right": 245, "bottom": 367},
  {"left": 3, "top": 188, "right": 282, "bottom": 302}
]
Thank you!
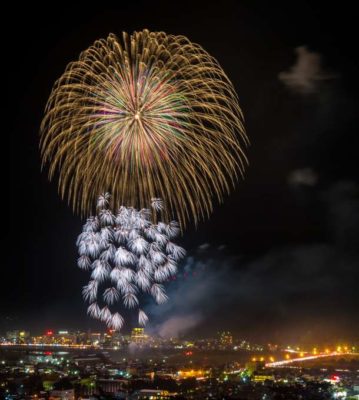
[{"left": 5, "top": 2, "right": 359, "bottom": 343}]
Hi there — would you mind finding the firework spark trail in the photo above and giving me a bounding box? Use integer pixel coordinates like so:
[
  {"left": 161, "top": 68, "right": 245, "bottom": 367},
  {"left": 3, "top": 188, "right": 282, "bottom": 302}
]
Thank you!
[
  {"left": 40, "top": 29, "right": 248, "bottom": 228},
  {"left": 77, "top": 194, "right": 185, "bottom": 330}
]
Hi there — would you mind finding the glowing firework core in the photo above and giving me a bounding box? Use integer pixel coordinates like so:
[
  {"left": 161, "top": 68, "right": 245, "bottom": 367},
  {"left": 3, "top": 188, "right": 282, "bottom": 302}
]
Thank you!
[{"left": 40, "top": 29, "right": 248, "bottom": 227}]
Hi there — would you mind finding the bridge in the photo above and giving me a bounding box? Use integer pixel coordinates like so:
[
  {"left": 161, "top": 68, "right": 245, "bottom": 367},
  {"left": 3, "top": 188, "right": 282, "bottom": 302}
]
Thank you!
[{"left": 265, "top": 351, "right": 358, "bottom": 368}]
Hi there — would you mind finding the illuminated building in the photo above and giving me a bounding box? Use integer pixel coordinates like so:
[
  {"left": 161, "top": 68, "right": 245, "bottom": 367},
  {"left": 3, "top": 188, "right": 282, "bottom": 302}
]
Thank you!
[
  {"left": 97, "top": 378, "right": 127, "bottom": 394},
  {"left": 103, "top": 329, "right": 122, "bottom": 347},
  {"left": 324, "top": 374, "right": 341, "bottom": 385},
  {"left": 49, "top": 388, "right": 75, "bottom": 400},
  {"left": 74, "top": 330, "right": 89, "bottom": 345},
  {"left": 39, "top": 330, "right": 56, "bottom": 345},
  {"left": 6, "top": 330, "right": 30, "bottom": 344},
  {"left": 176, "top": 369, "right": 210, "bottom": 380},
  {"left": 218, "top": 331, "right": 233, "bottom": 348},
  {"left": 132, "top": 389, "right": 174, "bottom": 399},
  {"left": 131, "top": 328, "right": 148, "bottom": 344},
  {"left": 32, "top": 330, "right": 77, "bottom": 345},
  {"left": 54, "top": 331, "right": 76, "bottom": 345},
  {"left": 87, "top": 332, "right": 102, "bottom": 346},
  {"left": 252, "top": 374, "right": 274, "bottom": 382}
]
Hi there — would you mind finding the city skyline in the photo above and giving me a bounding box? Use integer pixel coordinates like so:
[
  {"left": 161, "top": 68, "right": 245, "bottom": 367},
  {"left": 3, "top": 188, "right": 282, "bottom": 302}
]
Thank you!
[{"left": 2, "top": 328, "right": 357, "bottom": 356}]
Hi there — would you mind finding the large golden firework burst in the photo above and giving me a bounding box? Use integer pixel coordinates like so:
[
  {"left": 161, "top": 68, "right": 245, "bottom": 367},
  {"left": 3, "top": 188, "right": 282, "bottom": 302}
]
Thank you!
[{"left": 40, "top": 29, "right": 248, "bottom": 227}]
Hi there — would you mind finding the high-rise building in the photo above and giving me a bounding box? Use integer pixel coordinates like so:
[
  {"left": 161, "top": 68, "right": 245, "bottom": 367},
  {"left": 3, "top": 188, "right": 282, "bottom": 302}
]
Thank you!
[
  {"left": 87, "top": 332, "right": 102, "bottom": 346},
  {"left": 131, "top": 328, "right": 148, "bottom": 344},
  {"left": 54, "top": 331, "right": 77, "bottom": 345},
  {"left": 6, "top": 330, "right": 30, "bottom": 344},
  {"left": 102, "top": 330, "right": 123, "bottom": 348}
]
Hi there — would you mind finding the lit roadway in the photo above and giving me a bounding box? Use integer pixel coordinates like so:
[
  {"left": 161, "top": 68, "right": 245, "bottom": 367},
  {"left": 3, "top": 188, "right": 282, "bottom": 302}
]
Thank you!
[
  {"left": 265, "top": 352, "right": 358, "bottom": 368},
  {"left": 0, "top": 343, "right": 97, "bottom": 350}
]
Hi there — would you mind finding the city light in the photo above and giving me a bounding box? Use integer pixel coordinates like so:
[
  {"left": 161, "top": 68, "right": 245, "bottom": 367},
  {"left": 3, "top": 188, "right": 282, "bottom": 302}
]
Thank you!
[{"left": 0, "top": 330, "right": 358, "bottom": 399}]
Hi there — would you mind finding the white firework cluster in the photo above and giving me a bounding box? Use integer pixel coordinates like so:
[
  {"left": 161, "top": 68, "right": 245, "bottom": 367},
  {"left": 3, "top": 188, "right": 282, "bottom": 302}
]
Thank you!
[{"left": 77, "top": 193, "right": 185, "bottom": 331}]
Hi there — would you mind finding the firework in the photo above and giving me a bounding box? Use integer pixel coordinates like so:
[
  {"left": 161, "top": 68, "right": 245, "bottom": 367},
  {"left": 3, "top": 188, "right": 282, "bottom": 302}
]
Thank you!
[
  {"left": 40, "top": 29, "right": 248, "bottom": 227},
  {"left": 77, "top": 193, "right": 185, "bottom": 330}
]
